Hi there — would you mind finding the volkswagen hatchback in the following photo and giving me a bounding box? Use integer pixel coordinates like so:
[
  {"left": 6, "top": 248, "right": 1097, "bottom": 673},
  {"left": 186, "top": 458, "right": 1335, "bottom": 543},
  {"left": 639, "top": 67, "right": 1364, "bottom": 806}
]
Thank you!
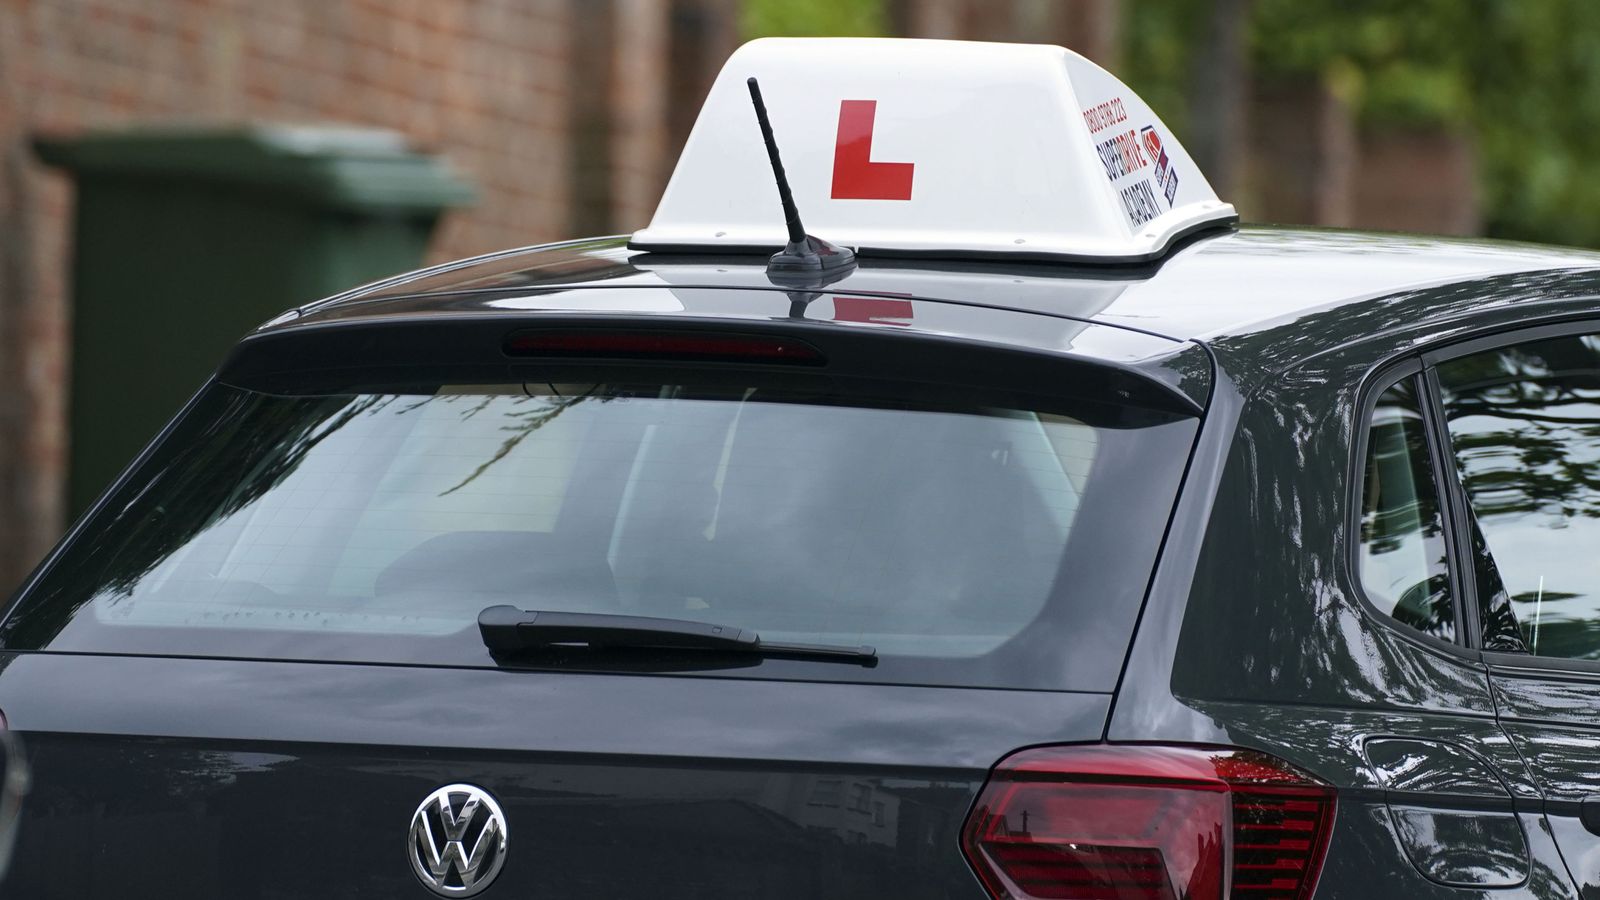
[{"left": 7, "top": 37, "right": 1600, "bottom": 900}]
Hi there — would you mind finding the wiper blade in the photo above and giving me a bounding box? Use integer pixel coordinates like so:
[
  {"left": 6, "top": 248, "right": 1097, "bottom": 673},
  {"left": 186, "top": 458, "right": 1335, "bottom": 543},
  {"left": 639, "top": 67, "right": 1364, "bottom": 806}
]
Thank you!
[{"left": 478, "top": 606, "right": 877, "bottom": 665}]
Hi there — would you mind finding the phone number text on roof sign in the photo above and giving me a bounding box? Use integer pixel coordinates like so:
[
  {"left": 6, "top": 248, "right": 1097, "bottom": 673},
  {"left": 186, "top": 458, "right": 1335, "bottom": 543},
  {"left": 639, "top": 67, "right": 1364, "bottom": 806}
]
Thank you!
[{"left": 1082, "top": 98, "right": 1129, "bottom": 134}]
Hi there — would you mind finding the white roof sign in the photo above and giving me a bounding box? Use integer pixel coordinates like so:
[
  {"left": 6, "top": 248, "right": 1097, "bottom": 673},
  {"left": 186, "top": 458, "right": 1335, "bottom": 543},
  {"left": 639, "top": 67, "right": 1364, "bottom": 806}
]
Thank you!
[{"left": 631, "top": 38, "right": 1236, "bottom": 264}]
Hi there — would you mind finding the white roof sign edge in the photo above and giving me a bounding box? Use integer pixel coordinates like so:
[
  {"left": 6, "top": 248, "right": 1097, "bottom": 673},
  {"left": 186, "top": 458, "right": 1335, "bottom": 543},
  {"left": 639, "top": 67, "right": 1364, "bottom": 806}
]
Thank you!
[{"left": 631, "top": 37, "right": 1237, "bottom": 264}]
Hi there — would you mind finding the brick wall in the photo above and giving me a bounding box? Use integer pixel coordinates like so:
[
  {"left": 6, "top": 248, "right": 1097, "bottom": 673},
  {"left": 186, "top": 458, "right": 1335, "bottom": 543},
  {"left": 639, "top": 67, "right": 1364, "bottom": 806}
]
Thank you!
[
  {"left": 1245, "top": 80, "right": 1481, "bottom": 236},
  {"left": 14, "top": 0, "right": 582, "bottom": 256},
  {"left": 1246, "top": 78, "right": 1357, "bottom": 228},
  {"left": 1354, "top": 128, "right": 1479, "bottom": 236},
  {"left": 0, "top": 0, "right": 716, "bottom": 590}
]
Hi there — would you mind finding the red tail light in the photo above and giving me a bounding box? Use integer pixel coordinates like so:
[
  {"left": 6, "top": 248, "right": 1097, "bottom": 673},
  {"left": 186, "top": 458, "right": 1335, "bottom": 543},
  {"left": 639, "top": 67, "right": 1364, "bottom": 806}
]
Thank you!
[
  {"left": 961, "top": 744, "right": 1335, "bottom": 900},
  {"left": 504, "top": 329, "right": 824, "bottom": 364}
]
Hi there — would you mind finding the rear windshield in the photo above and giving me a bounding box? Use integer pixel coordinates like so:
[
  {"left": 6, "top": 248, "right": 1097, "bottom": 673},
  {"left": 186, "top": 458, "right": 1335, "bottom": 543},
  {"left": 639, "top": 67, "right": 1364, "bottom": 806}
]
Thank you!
[{"left": 3, "top": 375, "right": 1197, "bottom": 690}]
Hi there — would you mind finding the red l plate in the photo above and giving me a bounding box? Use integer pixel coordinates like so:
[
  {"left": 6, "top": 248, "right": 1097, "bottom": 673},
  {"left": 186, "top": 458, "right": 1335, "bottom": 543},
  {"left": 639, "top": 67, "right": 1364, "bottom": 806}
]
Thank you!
[{"left": 830, "top": 100, "right": 914, "bottom": 201}]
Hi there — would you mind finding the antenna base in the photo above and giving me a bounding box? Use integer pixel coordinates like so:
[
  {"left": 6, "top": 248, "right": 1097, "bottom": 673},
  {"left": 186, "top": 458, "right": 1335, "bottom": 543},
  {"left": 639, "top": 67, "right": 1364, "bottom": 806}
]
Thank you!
[{"left": 768, "top": 234, "right": 856, "bottom": 284}]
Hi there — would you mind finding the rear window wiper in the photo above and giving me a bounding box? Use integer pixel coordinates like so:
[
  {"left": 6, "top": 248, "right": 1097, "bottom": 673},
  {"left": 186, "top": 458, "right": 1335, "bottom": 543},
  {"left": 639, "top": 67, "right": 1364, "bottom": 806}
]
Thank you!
[{"left": 478, "top": 605, "right": 877, "bottom": 666}]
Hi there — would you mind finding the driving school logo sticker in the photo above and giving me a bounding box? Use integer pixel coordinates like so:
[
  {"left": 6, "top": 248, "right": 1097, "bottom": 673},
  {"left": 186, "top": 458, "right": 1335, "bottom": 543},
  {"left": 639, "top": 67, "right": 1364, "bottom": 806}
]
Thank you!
[
  {"left": 409, "top": 784, "right": 509, "bottom": 897},
  {"left": 1084, "top": 95, "right": 1183, "bottom": 228}
]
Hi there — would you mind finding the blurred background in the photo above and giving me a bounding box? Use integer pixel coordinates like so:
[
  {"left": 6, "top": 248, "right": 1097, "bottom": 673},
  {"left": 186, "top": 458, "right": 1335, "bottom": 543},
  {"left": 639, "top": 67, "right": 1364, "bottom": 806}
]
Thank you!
[{"left": 0, "top": 0, "right": 1596, "bottom": 590}]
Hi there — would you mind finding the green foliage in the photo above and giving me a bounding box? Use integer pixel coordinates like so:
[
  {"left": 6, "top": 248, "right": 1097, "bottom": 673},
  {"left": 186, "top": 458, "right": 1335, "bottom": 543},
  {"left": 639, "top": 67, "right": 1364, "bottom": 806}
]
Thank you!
[
  {"left": 741, "top": 0, "right": 886, "bottom": 39},
  {"left": 1124, "top": 0, "right": 1600, "bottom": 247},
  {"left": 1120, "top": 0, "right": 1206, "bottom": 137},
  {"left": 1471, "top": 1, "right": 1600, "bottom": 245},
  {"left": 1250, "top": 0, "right": 1482, "bottom": 125}
]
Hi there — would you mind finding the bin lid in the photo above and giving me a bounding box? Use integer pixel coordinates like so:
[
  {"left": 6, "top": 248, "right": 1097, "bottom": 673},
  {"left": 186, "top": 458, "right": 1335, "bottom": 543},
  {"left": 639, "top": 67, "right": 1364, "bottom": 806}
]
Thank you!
[{"left": 34, "top": 125, "right": 476, "bottom": 214}]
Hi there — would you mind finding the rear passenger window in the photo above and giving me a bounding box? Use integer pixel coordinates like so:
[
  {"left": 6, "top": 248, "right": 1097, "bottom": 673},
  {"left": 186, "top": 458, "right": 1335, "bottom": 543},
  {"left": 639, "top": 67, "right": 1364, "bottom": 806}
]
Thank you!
[
  {"left": 1359, "top": 378, "right": 1456, "bottom": 641},
  {"left": 1438, "top": 334, "right": 1600, "bottom": 659}
]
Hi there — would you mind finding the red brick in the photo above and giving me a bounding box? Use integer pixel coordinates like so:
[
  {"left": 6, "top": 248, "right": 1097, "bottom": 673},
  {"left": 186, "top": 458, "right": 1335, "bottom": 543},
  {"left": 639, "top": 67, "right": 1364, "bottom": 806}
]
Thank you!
[
  {"left": 0, "top": 0, "right": 594, "bottom": 587},
  {"left": 1354, "top": 129, "right": 1480, "bottom": 236}
]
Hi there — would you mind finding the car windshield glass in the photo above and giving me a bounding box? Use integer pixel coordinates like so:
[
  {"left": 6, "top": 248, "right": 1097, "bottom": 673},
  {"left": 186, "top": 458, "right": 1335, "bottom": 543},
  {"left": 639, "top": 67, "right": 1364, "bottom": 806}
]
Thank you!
[{"left": 3, "top": 376, "right": 1198, "bottom": 690}]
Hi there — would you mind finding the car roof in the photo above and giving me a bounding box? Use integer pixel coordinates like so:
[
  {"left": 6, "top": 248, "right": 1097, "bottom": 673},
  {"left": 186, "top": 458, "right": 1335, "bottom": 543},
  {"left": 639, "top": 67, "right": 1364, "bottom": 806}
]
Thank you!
[{"left": 279, "top": 225, "right": 1600, "bottom": 390}]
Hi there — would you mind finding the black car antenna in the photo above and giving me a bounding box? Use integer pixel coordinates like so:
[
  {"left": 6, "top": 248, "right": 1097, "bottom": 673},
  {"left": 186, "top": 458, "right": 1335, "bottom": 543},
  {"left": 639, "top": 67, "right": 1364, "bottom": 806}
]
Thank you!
[{"left": 746, "top": 76, "right": 856, "bottom": 287}]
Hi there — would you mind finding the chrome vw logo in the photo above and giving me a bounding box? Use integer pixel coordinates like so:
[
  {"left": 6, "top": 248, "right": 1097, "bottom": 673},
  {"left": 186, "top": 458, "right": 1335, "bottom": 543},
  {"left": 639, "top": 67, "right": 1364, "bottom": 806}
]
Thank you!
[{"left": 408, "top": 784, "right": 508, "bottom": 897}]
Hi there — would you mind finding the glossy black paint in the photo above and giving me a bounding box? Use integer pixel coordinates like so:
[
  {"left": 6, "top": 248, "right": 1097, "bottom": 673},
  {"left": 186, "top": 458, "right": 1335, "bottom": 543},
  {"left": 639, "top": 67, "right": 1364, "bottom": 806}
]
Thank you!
[
  {"left": 221, "top": 300, "right": 1206, "bottom": 414},
  {"left": 1107, "top": 264, "right": 1600, "bottom": 899},
  {"left": 0, "top": 652, "right": 1112, "bottom": 898},
  {"left": 8, "top": 226, "right": 1600, "bottom": 897},
  {"left": 1487, "top": 656, "right": 1600, "bottom": 896},
  {"left": 240, "top": 280, "right": 1212, "bottom": 412},
  {"left": 1364, "top": 737, "right": 1527, "bottom": 887},
  {"left": 301, "top": 230, "right": 1600, "bottom": 350}
]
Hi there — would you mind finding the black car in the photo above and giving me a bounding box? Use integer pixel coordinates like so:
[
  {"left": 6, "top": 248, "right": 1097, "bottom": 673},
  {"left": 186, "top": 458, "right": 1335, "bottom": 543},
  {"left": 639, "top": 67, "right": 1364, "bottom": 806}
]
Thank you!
[{"left": 9, "top": 36, "right": 1600, "bottom": 900}]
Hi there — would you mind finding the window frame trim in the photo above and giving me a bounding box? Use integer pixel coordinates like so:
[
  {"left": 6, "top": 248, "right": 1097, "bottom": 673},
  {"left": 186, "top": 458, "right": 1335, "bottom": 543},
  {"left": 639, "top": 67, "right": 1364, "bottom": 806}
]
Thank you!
[
  {"left": 1418, "top": 319, "right": 1600, "bottom": 370},
  {"left": 1420, "top": 365, "right": 1483, "bottom": 650},
  {"left": 1346, "top": 357, "right": 1476, "bottom": 658}
]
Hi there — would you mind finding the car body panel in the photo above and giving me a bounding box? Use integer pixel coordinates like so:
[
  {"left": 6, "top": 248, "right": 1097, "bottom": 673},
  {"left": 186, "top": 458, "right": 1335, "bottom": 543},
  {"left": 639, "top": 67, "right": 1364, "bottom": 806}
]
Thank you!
[
  {"left": 307, "top": 228, "right": 1600, "bottom": 345},
  {"left": 1108, "top": 267, "right": 1600, "bottom": 740},
  {"left": 232, "top": 287, "right": 1212, "bottom": 412},
  {"left": 1106, "top": 272, "right": 1600, "bottom": 899},
  {"left": 0, "top": 652, "right": 1112, "bottom": 898},
  {"left": 1484, "top": 656, "right": 1600, "bottom": 897}
]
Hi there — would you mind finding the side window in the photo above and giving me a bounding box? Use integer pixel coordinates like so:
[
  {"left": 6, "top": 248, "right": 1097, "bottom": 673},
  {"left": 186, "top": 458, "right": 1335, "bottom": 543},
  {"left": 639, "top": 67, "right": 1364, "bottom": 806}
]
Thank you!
[
  {"left": 1359, "top": 377, "right": 1456, "bottom": 642},
  {"left": 1437, "top": 334, "right": 1600, "bottom": 659}
]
